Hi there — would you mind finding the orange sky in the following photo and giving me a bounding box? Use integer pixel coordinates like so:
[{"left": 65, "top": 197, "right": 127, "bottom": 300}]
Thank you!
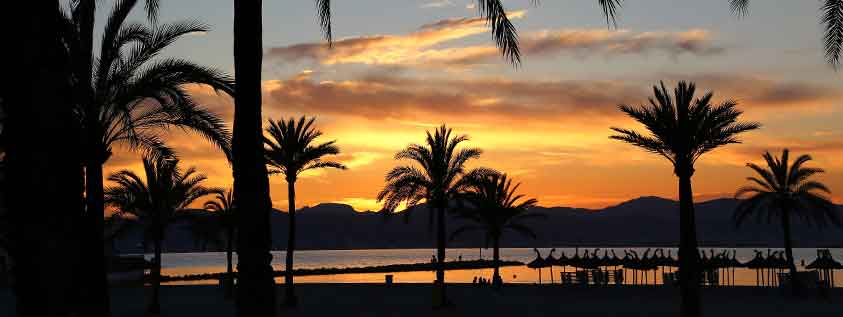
[{"left": 103, "top": 2, "right": 843, "bottom": 211}]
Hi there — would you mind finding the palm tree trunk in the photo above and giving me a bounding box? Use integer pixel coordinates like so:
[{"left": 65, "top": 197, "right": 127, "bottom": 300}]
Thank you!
[
  {"left": 283, "top": 180, "right": 297, "bottom": 307},
  {"left": 678, "top": 173, "right": 701, "bottom": 317},
  {"left": 436, "top": 205, "right": 448, "bottom": 306},
  {"left": 4, "top": 3, "right": 85, "bottom": 315},
  {"left": 148, "top": 235, "right": 162, "bottom": 315},
  {"left": 492, "top": 236, "right": 501, "bottom": 288},
  {"left": 232, "top": 1, "right": 276, "bottom": 316},
  {"left": 225, "top": 226, "right": 234, "bottom": 299},
  {"left": 84, "top": 159, "right": 110, "bottom": 317},
  {"left": 781, "top": 208, "right": 799, "bottom": 293},
  {"left": 77, "top": 2, "right": 109, "bottom": 313}
]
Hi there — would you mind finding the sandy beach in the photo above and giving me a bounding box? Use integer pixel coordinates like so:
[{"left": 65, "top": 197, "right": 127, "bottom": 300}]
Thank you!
[{"left": 3, "top": 284, "right": 841, "bottom": 316}]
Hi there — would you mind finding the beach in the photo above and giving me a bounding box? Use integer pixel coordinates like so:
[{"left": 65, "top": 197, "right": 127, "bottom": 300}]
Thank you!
[{"left": 3, "top": 284, "right": 840, "bottom": 316}]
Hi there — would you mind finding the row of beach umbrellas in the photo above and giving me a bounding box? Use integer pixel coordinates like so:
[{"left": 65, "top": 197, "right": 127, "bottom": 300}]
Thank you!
[{"left": 526, "top": 248, "right": 843, "bottom": 287}]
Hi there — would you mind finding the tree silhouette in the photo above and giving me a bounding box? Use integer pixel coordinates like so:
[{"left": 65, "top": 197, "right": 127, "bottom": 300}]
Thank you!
[
  {"left": 734, "top": 149, "right": 839, "bottom": 292},
  {"left": 610, "top": 81, "right": 760, "bottom": 317},
  {"left": 451, "top": 173, "right": 543, "bottom": 288},
  {"left": 105, "top": 156, "right": 221, "bottom": 315},
  {"left": 378, "top": 124, "right": 495, "bottom": 307},
  {"left": 729, "top": 0, "right": 843, "bottom": 68},
  {"left": 264, "top": 116, "right": 346, "bottom": 308},
  {"left": 229, "top": 1, "right": 621, "bottom": 314},
  {"left": 203, "top": 188, "right": 238, "bottom": 299},
  {"left": 2, "top": 3, "right": 85, "bottom": 315},
  {"left": 61, "top": 1, "right": 233, "bottom": 312}
]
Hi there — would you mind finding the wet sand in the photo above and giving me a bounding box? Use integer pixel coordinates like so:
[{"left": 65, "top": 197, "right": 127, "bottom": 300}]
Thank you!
[{"left": 2, "top": 284, "right": 841, "bottom": 316}]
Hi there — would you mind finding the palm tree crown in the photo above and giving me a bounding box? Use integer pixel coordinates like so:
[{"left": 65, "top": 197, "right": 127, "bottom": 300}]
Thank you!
[
  {"left": 204, "top": 188, "right": 237, "bottom": 227},
  {"left": 64, "top": 0, "right": 234, "bottom": 162},
  {"left": 452, "top": 173, "right": 543, "bottom": 242},
  {"left": 377, "top": 124, "right": 494, "bottom": 216},
  {"left": 104, "top": 156, "right": 221, "bottom": 233},
  {"left": 734, "top": 149, "right": 839, "bottom": 227},
  {"left": 264, "top": 116, "right": 347, "bottom": 182},
  {"left": 610, "top": 81, "right": 760, "bottom": 175}
]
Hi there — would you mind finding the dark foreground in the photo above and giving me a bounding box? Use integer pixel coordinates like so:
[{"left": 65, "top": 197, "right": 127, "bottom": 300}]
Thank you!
[{"left": 2, "top": 284, "right": 841, "bottom": 316}]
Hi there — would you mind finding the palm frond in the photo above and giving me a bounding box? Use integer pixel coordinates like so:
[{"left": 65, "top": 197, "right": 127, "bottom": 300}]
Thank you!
[
  {"left": 597, "top": 0, "right": 623, "bottom": 28},
  {"left": 822, "top": 0, "right": 843, "bottom": 68},
  {"left": 315, "top": 0, "right": 332, "bottom": 43},
  {"left": 729, "top": 0, "right": 750, "bottom": 17},
  {"left": 476, "top": 0, "right": 521, "bottom": 65}
]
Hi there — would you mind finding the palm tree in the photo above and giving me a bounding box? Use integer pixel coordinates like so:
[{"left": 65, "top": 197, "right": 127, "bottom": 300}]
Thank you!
[
  {"left": 61, "top": 1, "right": 234, "bottom": 313},
  {"left": 3, "top": 3, "right": 86, "bottom": 315},
  {"left": 378, "top": 124, "right": 494, "bottom": 307},
  {"left": 228, "top": 1, "right": 618, "bottom": 314},
  {"left": 451, "top": 173, "right": 543, "bottom": 288},
  {"left": 610, "top": 81, "right": 760, "bottom": 317},
  {"left": 733, "top": 149, "right": 840, "bottom": 291},
  {"left": 203, "top": 188, "right": 238, "bottom": 299},
  {"left": 264, "top": 116, "right": 347, "bottom": 307},
  {"left": 729, "top": 0, "right": 843, "bottom": 68},
  {"left": 104, "top": 156, "right": 220, "bottom": 315}
]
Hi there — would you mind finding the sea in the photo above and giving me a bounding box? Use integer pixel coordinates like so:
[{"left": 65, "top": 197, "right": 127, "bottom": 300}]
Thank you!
[{"left": 150, "top": 247, "right": 843, "bottom": 286}]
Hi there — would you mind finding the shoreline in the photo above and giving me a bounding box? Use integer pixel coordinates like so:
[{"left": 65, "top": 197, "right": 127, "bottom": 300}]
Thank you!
[
  {"left": 122, "top": 245, "right": 843, "bottom": 256},
  {"left": 160, "top": 259, "right": 523, "bottom": 282}
]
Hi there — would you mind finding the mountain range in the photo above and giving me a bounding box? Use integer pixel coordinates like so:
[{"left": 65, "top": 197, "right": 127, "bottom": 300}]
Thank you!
[{"left": 111, "top": 196, "right": 843, "bottom": 254}]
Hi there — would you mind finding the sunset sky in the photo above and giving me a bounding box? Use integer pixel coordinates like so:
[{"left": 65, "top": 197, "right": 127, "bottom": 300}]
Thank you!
[{"left": 103, "top": 0, "right": 842, "bottom": 211}]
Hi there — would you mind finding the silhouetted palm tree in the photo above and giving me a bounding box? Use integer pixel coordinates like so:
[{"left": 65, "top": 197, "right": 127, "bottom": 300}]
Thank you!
[
  {"left": 729, "top": 0, "right": 843, "bottom": 67},
  {"left": 105, "top": 156, "right": 220, "bottom": 315},
  {"left": 61, "top": 1, "right": 233, "bottom": 312},
  {"left": 203, "top": 188, "right": 238, "bottom": 299},
  {"left": 610, "top": 81, "right": 760, "bottom": 317},
  {"left": 451, "top": 173, "right": 543, "bottom": 287},
  {"left": 228, "top": 1, "right": 619, "bottom": 314},
  {"left": 4, "top": 3, "right": 87, "bottom": 316},
  {"left": 264, "top": 116, "right": 346, "bottom": 307},
  {"left": 734, "top": 149, "right": 839, "bottom": 291},
  {"left": 378, "top": 124, "right": 494, "bottom": 307}
]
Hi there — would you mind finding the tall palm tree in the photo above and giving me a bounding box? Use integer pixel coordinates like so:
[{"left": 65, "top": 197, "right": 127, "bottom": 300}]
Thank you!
[
  {"left": 610, "top": 81, "right": 760, "bottom": 317},
  {"left": 733, "top": 149, "right": 839, "bottom": 291},
  {"left": 104, "top": 156, "right": 220, "bottom": 315},
  {"left": 264, "top": 116, "right": 347, "bottom": 307},
  {"left": 3, "top": 3, "right": 85, "bottom": 315},
  {"left": 203, "top": 188, "right": 238, "bottom": 299},
  {"left": 378, "top": 124, "right": 494, "bottom": 307},
  {"left": 729, "top": 0, "right": 843, "bottom": 68},
  {"left": 451, "top": 173, "right": 543, "bottom": 287},
  {"left": 228, "top": 1, "right": 619, "bottom": 315},
  {"left": 62, "top": 1, "right": 233, "bottom": 314}
]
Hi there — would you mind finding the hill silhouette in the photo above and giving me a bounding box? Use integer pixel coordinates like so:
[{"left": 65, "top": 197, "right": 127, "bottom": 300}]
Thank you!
[{"left": 110, "top": 197, "right": 843, "bottom": 254}]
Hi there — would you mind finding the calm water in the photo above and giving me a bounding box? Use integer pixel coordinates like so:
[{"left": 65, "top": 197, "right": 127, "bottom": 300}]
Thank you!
[{"left": 150, "top": 247, "right": 843, "bottom": 286}]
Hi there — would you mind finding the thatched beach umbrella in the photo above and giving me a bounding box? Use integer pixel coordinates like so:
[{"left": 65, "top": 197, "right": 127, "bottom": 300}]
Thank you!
[
  {"left": 622, "top": 250, "right": 641, "bottom": 285},
  {"left": 806, "top": 249, "right": 842, "bottom": 287},
  {"left": 744, "top": 251, "right": 767, "bottom": 287},
  {"left": 725, "top": 250, "right": 743, "bottom": 286},
  {"left": 544, "top": 248, "right": 557, "bottom": 284},
  {"left": 526, "top": 248, "right": 546, "bottom": 284},
  {"left": 554, "top": 251, "right": 569, "bottom": 274}
]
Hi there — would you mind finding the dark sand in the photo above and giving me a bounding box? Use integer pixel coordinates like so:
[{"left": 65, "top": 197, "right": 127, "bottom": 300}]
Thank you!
[{"left": 2, "top": 284, "right": 841, "bottom": 316}]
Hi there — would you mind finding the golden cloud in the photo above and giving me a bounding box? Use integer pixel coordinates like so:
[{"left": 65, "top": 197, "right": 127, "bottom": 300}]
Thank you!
[{"left": 267, "top": 14, "right": 723, "bottom": 67}]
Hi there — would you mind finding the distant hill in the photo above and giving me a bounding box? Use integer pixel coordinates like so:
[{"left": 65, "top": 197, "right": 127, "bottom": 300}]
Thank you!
[{"left": 111, "top": 197, "right": 843, "bottom": 253}]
